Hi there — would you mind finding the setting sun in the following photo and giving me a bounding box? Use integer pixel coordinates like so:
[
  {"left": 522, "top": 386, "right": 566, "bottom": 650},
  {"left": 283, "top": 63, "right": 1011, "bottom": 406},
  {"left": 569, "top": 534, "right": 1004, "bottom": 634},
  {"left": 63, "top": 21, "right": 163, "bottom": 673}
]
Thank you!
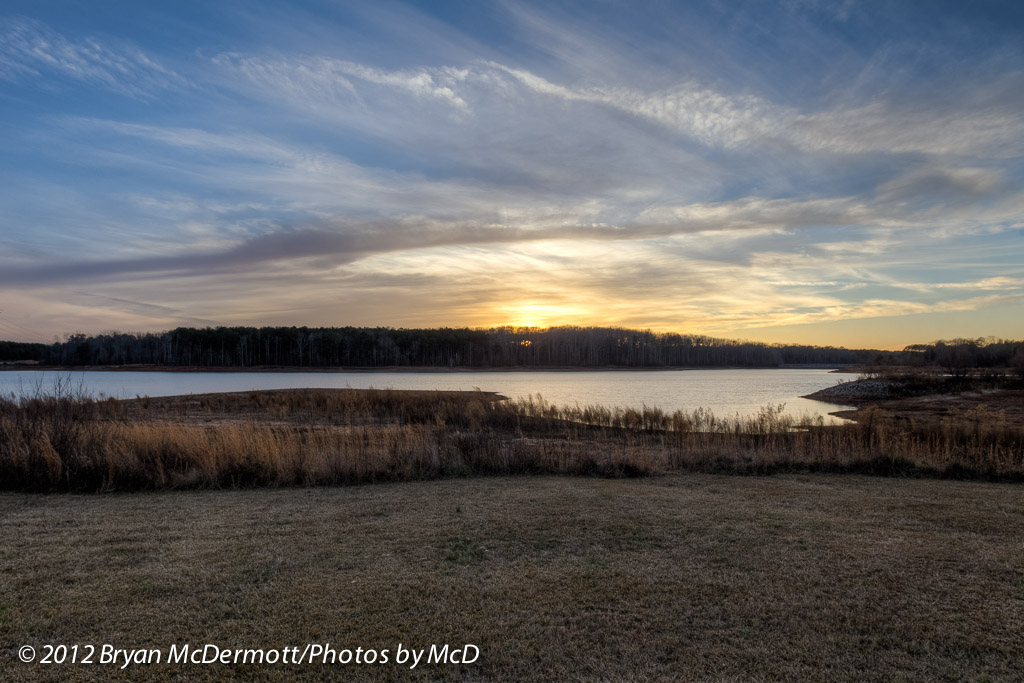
[{"left": 498, "top": 303, "right": 599, "bottom": 330}]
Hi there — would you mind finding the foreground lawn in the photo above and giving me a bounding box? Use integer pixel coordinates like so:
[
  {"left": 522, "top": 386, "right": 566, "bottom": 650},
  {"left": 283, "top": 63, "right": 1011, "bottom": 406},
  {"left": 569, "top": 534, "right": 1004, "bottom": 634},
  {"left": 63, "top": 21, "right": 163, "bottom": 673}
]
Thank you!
[{"left": 1, "top": 474, "right": 1022, "bottom": 681}]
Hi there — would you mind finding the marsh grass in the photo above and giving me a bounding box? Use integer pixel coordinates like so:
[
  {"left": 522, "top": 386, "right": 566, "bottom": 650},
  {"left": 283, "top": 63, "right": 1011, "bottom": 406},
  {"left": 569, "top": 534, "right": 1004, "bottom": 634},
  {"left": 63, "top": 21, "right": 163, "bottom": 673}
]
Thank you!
[{"left": 1, "top": 388, "right": 1021, "bottom": 491}]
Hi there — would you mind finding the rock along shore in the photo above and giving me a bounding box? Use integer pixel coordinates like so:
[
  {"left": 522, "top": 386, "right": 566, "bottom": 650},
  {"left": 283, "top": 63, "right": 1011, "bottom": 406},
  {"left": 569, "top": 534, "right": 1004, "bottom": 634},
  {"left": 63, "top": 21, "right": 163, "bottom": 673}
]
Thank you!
[{"left": 803, "top": 378, "right": 905, "bottom": 403}]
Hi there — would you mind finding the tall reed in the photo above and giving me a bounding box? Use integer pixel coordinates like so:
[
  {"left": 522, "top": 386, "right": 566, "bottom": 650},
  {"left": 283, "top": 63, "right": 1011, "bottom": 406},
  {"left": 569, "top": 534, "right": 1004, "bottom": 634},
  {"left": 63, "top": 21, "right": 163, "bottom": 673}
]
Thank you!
[{"left": 1, "top": 389, "right": 1021, "bottom": 491}]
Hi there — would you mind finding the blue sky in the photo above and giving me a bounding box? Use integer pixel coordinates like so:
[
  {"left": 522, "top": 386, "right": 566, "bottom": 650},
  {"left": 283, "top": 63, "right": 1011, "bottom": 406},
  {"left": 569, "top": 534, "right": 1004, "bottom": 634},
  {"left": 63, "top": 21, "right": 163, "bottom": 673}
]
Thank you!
[{"left": 1, "top": 0, "right": 1022, "bottom": 348}]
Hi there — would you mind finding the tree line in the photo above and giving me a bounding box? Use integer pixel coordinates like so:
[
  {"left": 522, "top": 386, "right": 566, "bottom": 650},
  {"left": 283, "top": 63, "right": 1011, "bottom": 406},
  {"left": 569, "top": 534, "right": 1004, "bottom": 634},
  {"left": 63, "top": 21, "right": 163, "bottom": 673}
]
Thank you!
[
  {"left": 4, "top": 327, "right": 1019, "bottom": 370},
  {"left": 1, "top": 326, "right": 888, "bottom": 368},
  {"left": 902, "top": 338, "right": 1024, "bottom": 376}
]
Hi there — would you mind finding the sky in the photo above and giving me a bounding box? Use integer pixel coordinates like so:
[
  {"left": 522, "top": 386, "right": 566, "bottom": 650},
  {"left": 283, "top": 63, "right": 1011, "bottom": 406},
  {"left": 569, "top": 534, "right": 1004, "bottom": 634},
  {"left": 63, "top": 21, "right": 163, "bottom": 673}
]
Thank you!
[{"left": 1, "top": 0, "right": 1022, "bottom": 350}]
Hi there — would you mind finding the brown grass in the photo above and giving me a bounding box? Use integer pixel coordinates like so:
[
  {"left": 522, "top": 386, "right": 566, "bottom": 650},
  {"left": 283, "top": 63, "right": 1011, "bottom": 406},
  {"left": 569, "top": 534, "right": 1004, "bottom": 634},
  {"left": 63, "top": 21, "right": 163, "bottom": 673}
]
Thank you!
[
  {"left": 1, "top": 388, "right": 1022, "bottom": 492},
  {"left": 1, "top": 474, "right": 1022, "bottom": 681}
]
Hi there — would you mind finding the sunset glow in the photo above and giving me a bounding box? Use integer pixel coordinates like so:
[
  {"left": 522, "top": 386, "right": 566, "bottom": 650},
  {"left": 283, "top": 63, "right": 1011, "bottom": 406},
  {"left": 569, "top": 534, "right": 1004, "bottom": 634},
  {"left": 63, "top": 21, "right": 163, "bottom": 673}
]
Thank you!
[
  {"left": 498, "top": 303, "right": 600, "bottom": 330},
  {"left": 0, "top": 1, "right": 1022, "bottom": 348}
]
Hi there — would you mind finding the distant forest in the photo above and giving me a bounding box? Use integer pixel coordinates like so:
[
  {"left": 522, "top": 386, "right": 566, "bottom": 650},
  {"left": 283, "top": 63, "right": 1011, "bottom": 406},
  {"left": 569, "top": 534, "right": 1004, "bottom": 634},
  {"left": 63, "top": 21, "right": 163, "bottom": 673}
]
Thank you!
[{"left": 1, "top": 326, "right": 1021, "bottom": 370}]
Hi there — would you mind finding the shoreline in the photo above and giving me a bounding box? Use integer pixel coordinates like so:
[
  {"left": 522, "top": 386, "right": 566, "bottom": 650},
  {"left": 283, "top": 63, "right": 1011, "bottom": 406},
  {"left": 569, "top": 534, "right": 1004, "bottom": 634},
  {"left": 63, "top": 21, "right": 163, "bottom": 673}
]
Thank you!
[
  {"left": 0, "top": 363, "right": 852, "bottom": 373},
  {"left": 802, "top": 377, "right": 1024, "bottom": 427}
]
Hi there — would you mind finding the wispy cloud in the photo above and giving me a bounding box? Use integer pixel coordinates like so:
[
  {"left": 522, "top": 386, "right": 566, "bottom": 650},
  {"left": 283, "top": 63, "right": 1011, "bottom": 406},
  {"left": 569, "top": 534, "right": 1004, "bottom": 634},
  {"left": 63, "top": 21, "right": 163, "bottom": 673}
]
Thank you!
[
  {"left": 488, "top": 62, "right": 1024, "bottom": 157},
  {"left": 211, "top": 41, "right": 1024, "bottom": 171},
  {"left": 214, "top": 52, "right": 470, "bottom": 110},
  {"left": 489, "top": 62, "right": 789, "bottom": 148},
  {"left": 0, "top": 17, "right": 187, "bottom": 97}
]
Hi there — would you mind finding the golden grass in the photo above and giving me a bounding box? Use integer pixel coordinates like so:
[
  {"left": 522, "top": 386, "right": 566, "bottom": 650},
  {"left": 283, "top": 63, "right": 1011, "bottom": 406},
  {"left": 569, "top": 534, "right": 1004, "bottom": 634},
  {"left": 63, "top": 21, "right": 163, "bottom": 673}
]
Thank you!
[
  {"left": 1, "top": 474, "right": 1022, "bottom": 681},
  {"left": 1, "top": 389, "right": 1022, "bottom": 492}
]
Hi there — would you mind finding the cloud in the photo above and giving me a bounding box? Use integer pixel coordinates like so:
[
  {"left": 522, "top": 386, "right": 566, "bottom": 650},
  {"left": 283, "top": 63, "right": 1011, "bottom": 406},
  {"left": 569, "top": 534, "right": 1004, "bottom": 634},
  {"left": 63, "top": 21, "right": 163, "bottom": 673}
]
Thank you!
[
  {"left": 875, "top": 165, "right": 1008, "bottom": 206},
  {"left": 489, "top": 61, "right": 789, "bottom": 148},
  {"left": 794, "top": 94, "right": 1024, "bottom": 157},
  {"left": 50, "top": 118, "right": 716, "bottom": 238},
  {"left": 72, "top": 293, "right": 223, "bottom": 326},
  {"left": 0, "top": 17, "right": 187, "bottom": 96},
  {"left": 635, "top": 196, "right": 873, "bottom": 231},
  {"left": 213, "top": 52, "right": 470, "bottom": 110},
  {"left": 740, "top": 292, "right": 1024, "bottom": 329},
  {"left": 216, "top": 51, "right": 790, "bottom": 148},
  {"left": 211, "top": 42, "right": 1024, "bottom": 167},
  {"left": 886, "top": 276, "right": 1024, "bottom": 294},
  {"left": 0, "top": 219, "right": 635, "bottom": 287},
  {"left": 495, "top": 62, "right": 1024, "bottom": 158}
]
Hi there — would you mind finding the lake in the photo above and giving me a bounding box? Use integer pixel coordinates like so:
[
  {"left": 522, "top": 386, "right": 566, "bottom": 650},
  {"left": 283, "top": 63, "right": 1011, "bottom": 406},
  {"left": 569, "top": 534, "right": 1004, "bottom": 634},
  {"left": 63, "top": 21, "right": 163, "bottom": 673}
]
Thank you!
[{"left": 0, "top": 368, "right": 854, "bottom": 422}]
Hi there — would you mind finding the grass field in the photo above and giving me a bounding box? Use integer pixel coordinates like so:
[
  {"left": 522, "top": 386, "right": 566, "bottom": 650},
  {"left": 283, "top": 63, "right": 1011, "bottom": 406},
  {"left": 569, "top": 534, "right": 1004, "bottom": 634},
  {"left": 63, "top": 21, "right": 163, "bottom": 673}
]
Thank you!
[{"left": 2, "top": 473, "right": 1022, "bottom": 681}]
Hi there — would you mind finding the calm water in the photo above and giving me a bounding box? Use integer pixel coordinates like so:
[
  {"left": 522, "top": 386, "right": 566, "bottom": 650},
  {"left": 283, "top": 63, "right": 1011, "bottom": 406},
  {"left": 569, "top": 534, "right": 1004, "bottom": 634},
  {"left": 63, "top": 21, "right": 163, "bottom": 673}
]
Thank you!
[{"left": 0, "top": 368, "right": 852, "bottom": 422}]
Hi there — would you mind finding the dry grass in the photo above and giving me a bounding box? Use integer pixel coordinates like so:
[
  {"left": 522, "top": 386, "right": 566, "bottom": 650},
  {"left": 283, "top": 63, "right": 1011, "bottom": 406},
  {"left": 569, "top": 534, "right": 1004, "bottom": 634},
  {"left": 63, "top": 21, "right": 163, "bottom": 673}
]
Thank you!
[
  {"left": 1, "top": 474, "right": 1022, "bottom": 681},
  {"left": 1, "top": 389, "right": 1023, "bottom": 492}
]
